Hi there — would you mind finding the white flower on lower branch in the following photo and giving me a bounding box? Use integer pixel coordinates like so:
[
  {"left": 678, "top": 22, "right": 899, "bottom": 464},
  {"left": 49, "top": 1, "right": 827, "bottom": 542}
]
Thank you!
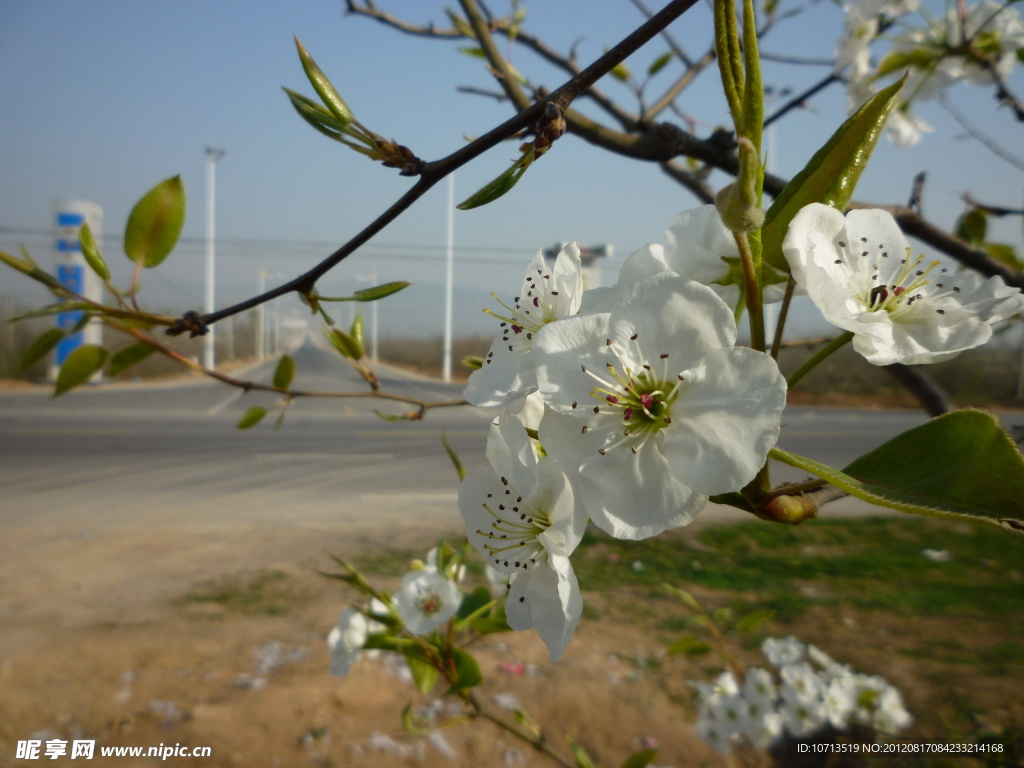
[
  {"left": 458, "top": 408, "right": 588, "bottom": 661},
  {"left": 327, "top": 600, "right": 386, "bottom": 676},
  {"left": 535, "top": 273, "right": 787, "bottom": 540},
  {"left": 465, "top": 244, "right": 583, "bottom": 407},
  {"left": 392, "top": 568, "right": 462, "bottom": 636},
  {"left": 784, "top": 204, "right": 1024, "bottom": 365}
]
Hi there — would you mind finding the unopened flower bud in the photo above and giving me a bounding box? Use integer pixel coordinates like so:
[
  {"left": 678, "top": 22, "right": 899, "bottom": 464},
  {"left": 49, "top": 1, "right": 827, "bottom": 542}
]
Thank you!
[
  {"left": 715, "top": 137, "right": 764, "bottom": 233},
  {"left": 409, "top": 559, "right": 425, "bottom": 571}
]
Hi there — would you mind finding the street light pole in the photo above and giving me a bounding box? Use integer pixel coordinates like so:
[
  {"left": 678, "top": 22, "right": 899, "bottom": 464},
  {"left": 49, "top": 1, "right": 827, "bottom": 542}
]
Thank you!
[
  {"left": 442, "top": 175, "right": 455, "bottom": 382},
  {"left": 204, "top": 146, "right": 226, "bottom": 370}
]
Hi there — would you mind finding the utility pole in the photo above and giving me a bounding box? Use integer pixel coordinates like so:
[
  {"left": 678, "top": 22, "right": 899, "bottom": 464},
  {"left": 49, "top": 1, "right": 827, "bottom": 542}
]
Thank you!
[
  {"left": 256, "top": 269, "right": 267, "bottom": 360},
  {"left": 442, "top": 175, "right": 455, "bottom": 382},
  {"left": 204, "top": 146, "right": 226, "bottom": 370}
]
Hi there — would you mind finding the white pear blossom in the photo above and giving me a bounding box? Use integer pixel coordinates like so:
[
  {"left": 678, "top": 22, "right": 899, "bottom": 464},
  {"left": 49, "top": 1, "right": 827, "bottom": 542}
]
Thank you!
[
  {"left": 458, "top": 407, "right": 588, "bottom": 661},
  {"left": 535, "top": 273, "right": 787, "bottom": 540},
  {"left": 874, "top": 685, "right": 913, "bottom": 732},
  {"left": 696, "top": 710, "right": 735, "bottom": 754},
  {"left": 392, "top": 568, "right": 462, "bottom": 636},
  {"left": 783, "top": 204, "right": 1024, "bottom": 365},
  {"left": 465, "top": 244, "right": 583, "bottom": 407},
  {"left": 762, "top": 635, "right": 806, "bottom": 666},
  {"left": 326, "top": 600, "right": 386, "bottom": 676},
  {"left": 743, "top": 667, "right": 778, "bottom": 712},
  {"left": 821, "top": 674, "right": 858, "bottom": 728},
  {"left": 580, "top": 207, "right": 793, "bottom": 316},
  {"left": 885, "top": 109, "right": 933, "bottom": 148}
]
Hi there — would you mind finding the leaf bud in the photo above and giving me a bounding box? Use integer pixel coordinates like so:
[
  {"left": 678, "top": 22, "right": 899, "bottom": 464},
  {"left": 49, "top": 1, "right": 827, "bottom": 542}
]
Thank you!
[{"left": 715, "top": 137, "right": 764, "bottom": 233}]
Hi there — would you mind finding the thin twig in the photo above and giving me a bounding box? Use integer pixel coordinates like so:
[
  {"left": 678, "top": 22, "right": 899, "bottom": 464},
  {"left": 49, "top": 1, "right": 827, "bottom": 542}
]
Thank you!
[
  {"left": 759, "top": 51, "right": 835, "bottom": 66},
  {"left": 769, "top": 275, "right": 797, "bottom": 359},
  {"left": 189, "top": 0, "right": 701, "bottom": 331},
  {"left": 467, "top": 692, "right": 576, "bottom": 768},
  {"left": 628, "top": 0, "right": 694, "bottom": 67},
  {"left": 659, "top": 159, "right": 716, "bottom": 203},
  {"left": 939, "top": 92, "right": 1024, "bottom": 172},
  {"left": 763, "top": 73, "right": 842, "bottom": 128}
]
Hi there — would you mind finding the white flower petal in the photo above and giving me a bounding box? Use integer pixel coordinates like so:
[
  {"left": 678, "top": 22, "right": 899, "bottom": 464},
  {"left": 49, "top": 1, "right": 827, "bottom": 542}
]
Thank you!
[
  {"left": 505, "top": 553, "right": 583, "bottom": 661},
  {"left": 664, "top": 205, "right": 739, "bottom": 285},
  {"left": 661, "top": 347, "right": 787, "bottom": 495},
  {"left": 393, "top": 569, "right": 462, "bottom": 635}
]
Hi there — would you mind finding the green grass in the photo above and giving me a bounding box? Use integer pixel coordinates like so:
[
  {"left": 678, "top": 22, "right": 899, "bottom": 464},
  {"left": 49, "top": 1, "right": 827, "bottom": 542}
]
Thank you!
[
  {"left": 181, "top": 569, "right": 304, "bottom": 615},
  {"left": 573, "top": 517, "right": 1024, "bottom": 621}
]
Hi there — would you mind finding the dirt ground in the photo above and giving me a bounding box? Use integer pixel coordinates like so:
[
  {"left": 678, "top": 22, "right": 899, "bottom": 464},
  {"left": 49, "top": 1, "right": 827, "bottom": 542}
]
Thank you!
[{"left": 1, "top": 519, "right": 1022, "bottom": 768}]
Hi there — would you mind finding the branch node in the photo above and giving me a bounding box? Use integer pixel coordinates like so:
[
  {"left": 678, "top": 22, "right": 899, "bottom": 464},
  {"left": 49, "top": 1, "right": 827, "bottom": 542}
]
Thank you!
[{"left": 166, "top": 310, "right": 208, "bottom": 338}]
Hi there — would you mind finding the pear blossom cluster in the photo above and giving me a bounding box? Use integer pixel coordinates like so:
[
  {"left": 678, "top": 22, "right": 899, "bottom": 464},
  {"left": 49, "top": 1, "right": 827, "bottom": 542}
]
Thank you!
[
  {"left": 836, "top": 0, "right": 1024, "bottom": 146},
  {"left": 783, "top": 204, "right": 1024, "bottom": 365},
  {"left": 460, "top": 220, "right": 788, "bottom": 660},
  {"left": 694, "top": 636, "right": 912, "bottom": 754}
]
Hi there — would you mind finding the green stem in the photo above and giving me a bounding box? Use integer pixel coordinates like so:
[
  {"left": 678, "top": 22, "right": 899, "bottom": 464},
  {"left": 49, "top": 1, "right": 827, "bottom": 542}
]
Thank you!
[
  {"left": 769, "top": 275, "right": 797, "bottom": 360},
  {"left": 733, "top": 232, "right": 765, "bottom": 352},
  {"left": 786, "top": 331, "right": 854, "bottom": 389}
]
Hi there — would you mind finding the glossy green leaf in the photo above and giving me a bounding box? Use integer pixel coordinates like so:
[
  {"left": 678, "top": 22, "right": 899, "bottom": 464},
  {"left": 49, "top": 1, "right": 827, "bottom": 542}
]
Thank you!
[
  {"left": 273, "top": 355, "right": 295, "bottom": 389},
  {"left": 458, "top": 46, "right": 486, "bottom": 59},
  {"left": 982, "top": 242, "right": 1023, "bottom": 270},
  {"left": 405, "top": 655, "right": 440, "bottom": 695},
  {"left": 294, "top": 37, "right": 353, "bottom": 126},
  {"left": 667, "top": 636, "right": 713, "bottom": 656},
  {"left": 956, "top": 209, "right": 988, "bottom": 245},
  {"left": 875, "top": 46, "right": 941, "bottom": 78},
  {"left": 621, "top": 748, "right": 659, "bottom": 768},
  {"left": 108, "top": 343, "right": 155, "bottom": 376},
  {"left": 354, "top": 281, "right": 411, "bottom": 302},
  {"left": 610, "top": 62, "right": 631, "bottom": 82},
  {"left": 236, "top": 406, "right": 268, "bottom": 429},
  {"left": 325, "top": 327, "right": 363, "bottom": 360},
  {"left": 70, "top": 313, "right": 93, "bottom": 334},
  {"left": 18, "top": 328, "right": 65, "bottom": 371},
  {"left": 770, "top": 410, "right": 1024, "bottom": 532},
  {"left": 78, "top": 223, "right": 111, "bottom": 281},
  {"left": 449, "top": 648, "right": 483, "bottom": 691},
  {"left": 364, "top": 632, "right": 415, "bottom": 652},
  {"left": 124, "top": 176, "right": 186, "bottom": 268},
  {"left": 350, "top": 312, "right": 365, "bottom": 351},
  {"left": 442, "top": 432, "right": 467, "bottom": 481},
  {"left": 569, "top": 739, "right": 597, "bottom": 768},
  {"left": 0, "top": 249, "right": 64, "bottom": 290},
  {"left": 735, "top": 609, "right": 775, "bottom": 632},
  {"left": 457, "top": 156, "right": 530, "bottom": 210},
  {"left": 462, "top": 355, "right": 483, "bottom": 370},
  {"left": 760, "top": 79, "right": 904, "bottom": 271},
  {"left": 648, "top": 52, "right": 673, "bottom": 76},
  {"left": 54, "top": 344, "right": 107, "bottom": 397},
  {"left": 283, "top": 87, "right": 348, "bottom": 141}
]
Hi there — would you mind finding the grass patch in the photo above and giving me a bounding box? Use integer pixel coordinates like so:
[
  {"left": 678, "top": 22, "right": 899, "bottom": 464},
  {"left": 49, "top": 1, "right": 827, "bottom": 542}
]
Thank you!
[
  {"left": 181, "top": 569, "right": 305, "bottom": 616},
  {"left": 573, "top": 517, "right": 1024, "bottom": 620}
]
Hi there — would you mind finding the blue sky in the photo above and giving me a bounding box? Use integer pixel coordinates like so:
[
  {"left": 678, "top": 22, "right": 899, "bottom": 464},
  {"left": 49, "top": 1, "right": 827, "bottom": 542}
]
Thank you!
[{"left": 2, "top": 0, "right": 1023, "bottom": 339}]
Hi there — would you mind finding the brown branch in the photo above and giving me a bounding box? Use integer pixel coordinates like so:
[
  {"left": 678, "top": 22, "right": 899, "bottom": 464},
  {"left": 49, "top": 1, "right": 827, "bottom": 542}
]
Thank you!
[
  {"left": 763, "top": 73, "right": 842, "bottom": 128},
  {"left": 466, "top": 692, "right": 576, "bottom": 768},
  {"left": 645, "top": 48, "right": 716, "bottom": 119},
  {"left": 659, "top": 159, "right": 715, "bottom": 203},
  {"left": 460, "top": 0, "right": 530, "bottom": 110},
  {"left": 880, "top": 363, "right": 954, "bottom": 417},
  {"left": 190, "top": 0, "right": 701, "bottom": 330}
]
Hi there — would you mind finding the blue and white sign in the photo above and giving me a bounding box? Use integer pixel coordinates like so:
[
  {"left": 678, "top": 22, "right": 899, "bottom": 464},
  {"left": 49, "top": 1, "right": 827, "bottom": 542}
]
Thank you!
[{"left": 51, "top": 201, "right": 103, "bottom": 380}]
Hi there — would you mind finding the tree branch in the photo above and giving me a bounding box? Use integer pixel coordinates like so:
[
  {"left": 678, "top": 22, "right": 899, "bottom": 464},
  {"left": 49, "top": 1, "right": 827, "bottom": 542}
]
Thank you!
[
  {"left": 881, "top": 363, "right": 954, "bottom": 417},
  {"left": 763, "top": 73, "right": 842, "bottom": 128},
  {"left": 660, "top": 158, "right": 716, "bottom": 203},
  {"left": 187, "top": 0, "right": 701, "bottom": 331}
]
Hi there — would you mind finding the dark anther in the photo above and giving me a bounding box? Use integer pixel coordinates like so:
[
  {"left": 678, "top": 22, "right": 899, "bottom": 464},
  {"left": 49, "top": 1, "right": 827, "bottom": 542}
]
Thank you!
[
  {"left": 166, "top": 310, "right": 208, "bottom": 338},
  {"left": 870, "top": 285, "right": 889, "bottom": 306}
]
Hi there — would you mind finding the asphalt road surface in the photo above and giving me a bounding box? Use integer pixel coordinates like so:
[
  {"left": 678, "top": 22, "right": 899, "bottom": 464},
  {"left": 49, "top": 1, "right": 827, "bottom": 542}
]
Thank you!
[{"left": 3, "top": 339, "right": 1007, "bottom": 532}]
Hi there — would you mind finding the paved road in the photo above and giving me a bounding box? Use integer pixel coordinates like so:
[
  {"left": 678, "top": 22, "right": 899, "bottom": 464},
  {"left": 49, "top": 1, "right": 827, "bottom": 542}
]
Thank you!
[{"left": 4, "top": 340, "right": 1017, "bottom": 530}]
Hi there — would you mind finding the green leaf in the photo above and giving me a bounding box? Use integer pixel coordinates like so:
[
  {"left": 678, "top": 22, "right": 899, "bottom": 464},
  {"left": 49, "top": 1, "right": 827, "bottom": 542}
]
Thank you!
[
  {"left": 54, "top": 344, "right": 107, "bottom": 397},
  {"left": 709, "top": 491, "right": 754, "bottom": 512},
  {"left": 449, "top": 648, "right": 483, "bottom": 691},
  {"left": 108, "top": 343, "right": 155, "bottom": 376},
  {"left": 462, "top": 355, "right": 484, "bottom": 370},
  {"left": 712, "top": 607, "right": 734, "bottom": 626},
  {"left": 569, "top": 738, "right": 597, "bottom": 768},
  {"left": 78, "top": 223, "right": 110, "bottom": 281},
  {"left": 457, "top": 154, "right": 531, "bottom": 210},
  {"left": 354, "top": 281, "right": 411, "bottom": 302},
  {"left": 760, "top": 78, "right": 904, "bottom": 271},
  {"left": 364, "top": 632, "right": 415, "bottom": 652},
  {"left": 469, "top": 603, "right": 512, "bottom": 635},
  {"left": 648, "top": 52, "right": 673, "bottom": 76},
  {"left": 405, "top": 654, "right": 440, "bottom": 695},
  {"left": 875, "top": 46, "right": 942, "bottom": 78},
  {"left": 442, "top": 432, "right": 467, "bottom": 481},
  {"left": 621, "top": 748, "right": 659, "bottom": 768},
  {"left": 457, "top": 586, "right": 491, "bottom": 620},
  {"left": 735, "top": 609, "right": 776, "bottom": 632},
  {"left": 445, "top": 8, "right": 476, "bottom": 37},
  {"left": 124, "top": 176, "right": 186, "bottom": 268},
  {"left": 273, "top": 355, "right": 295, "bottom": 390},
  {"left": 372, "top": 409, "right": 408, "bottom": 422},
  {"left": 770, "top": 410, "right": 1024, "bottom": 532},
  {"left": 982, "top": 242, "right": 1023, "bottom": 270},
  {"left": 350, "top": 311, "right": 365, "bottom": 351},
  {"left": 283, "top": 87, "right": 349, "bottom": 140},
  {"left": 956, "top": 209, "right": 988, "bottom": 245},
  {"left": 294, "top": 37, "right": 353, "bottom": 126},
  {"left": 18, "top": 328, "right": 65, "bottom": 371},
  {"left": 610, "top": 62, "right": 631, "bottom": 82},
  {"left": 401, "top": 703, "right": 434, "bottom": 736},
  {"left": 667, "top": 636, "right": 714, "bottom": 656},
  {"left": 236, "top": 406, "right": 268, "bottom": 429},
  {"left": 663, "top": 584, "right": 702, "bottom": 613},
  {"left": 324, "top": 327, "right": 363, "bottom": 360},
  {"left": 458, "top": 46, "right": 486, "bottom": 59},
  {"left": 0, "top": 249, "right": 64, "bottom": 290},
  {"left": 511, "top": 708, "right": 542, "bottom": 738}
]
